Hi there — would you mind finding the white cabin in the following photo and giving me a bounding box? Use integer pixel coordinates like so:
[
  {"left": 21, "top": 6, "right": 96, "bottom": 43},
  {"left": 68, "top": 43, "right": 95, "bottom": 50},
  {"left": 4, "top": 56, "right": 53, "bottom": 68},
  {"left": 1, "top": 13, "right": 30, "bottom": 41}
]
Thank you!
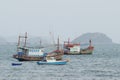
[
  {"left": 69, "top": 45, "right": 80, "bottom": 53},
  {"left": 26, "top": 48, "right": 44, "bottom": 57}
]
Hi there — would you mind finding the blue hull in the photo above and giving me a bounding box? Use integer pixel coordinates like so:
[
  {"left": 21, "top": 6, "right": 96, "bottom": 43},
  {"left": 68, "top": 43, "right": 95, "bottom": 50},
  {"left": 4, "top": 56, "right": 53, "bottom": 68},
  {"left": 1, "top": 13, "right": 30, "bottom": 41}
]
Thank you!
[
  {"left": 37, "top": 61, "right": 67, "bottom": 65},
  {"left": 12, "top": 63, "right": 22, "bottom": 66}
]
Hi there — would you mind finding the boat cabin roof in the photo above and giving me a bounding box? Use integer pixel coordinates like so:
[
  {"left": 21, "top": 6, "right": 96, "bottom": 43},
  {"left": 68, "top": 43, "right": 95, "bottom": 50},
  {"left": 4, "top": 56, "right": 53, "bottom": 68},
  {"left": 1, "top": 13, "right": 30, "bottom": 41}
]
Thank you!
[{"left": 64, "top": 44, "right": 80, "bottom": 47}]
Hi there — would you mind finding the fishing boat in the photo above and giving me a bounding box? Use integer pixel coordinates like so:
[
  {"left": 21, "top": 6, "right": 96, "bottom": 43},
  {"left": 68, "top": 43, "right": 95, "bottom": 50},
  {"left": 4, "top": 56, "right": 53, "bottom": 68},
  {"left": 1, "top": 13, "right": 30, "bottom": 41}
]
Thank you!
[
  {"left": 13, "top": 32, "right": 63, "bottom": 61},
  {"left": 13, "top": 32, "right": 45, "bottom": 61},
  {"left": 13, "top": 47, "right": 45, "bottom": 61},
  {"left": 37, "top": 56, "right": 68, "bottom": 65},
  {"left": 63, "top": 39, "right": 94, "bottom": 55}
]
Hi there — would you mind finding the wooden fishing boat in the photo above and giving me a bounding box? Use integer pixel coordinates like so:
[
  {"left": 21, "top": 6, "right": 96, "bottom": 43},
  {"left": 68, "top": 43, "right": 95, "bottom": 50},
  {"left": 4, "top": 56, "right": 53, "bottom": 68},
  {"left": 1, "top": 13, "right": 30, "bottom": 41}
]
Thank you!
[
  {"left": 37, "top": 56, "right": 68, "bottom": 65},
  {"left": 64, "top": 39, "right": 94, "bottom": 55},
  {"left": 13, "top": 32, "right": 45, "bottom": 61},
  {"left": 13, "top": 32, "right": 63, "bottom": 61}
]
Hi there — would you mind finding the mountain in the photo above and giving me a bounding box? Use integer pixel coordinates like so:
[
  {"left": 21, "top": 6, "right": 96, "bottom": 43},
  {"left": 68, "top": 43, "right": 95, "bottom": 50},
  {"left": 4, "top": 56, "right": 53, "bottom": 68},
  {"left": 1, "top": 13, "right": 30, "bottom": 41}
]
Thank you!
[{"left": 72, "top": 32, "right": 113, "bottom": 44}]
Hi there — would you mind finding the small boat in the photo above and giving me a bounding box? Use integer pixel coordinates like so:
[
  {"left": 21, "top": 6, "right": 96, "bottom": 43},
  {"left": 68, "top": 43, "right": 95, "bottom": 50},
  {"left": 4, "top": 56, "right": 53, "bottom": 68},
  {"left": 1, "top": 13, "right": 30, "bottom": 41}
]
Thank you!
[
  {"left": 12, "top": 62, "right": 22, "bottom": 66},
  {"left": 37, "top": 56, "right": 68, "bottom": 65}
]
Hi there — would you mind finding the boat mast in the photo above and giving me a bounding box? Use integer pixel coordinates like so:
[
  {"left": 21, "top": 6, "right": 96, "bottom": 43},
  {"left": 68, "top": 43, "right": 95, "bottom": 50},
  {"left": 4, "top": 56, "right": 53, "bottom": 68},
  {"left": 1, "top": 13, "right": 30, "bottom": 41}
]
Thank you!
[
  {"left": 68, "top": 38, "right": 70, "bottom": 45},
  {"left": 89, "top": 40, "right": 92, "bottom": 47},
  {"left": 40, "top": 39, "right": 42, "bottom": 48},
  {"left": 17, "top": 35, "right": 21, "bottom": 52},
  {"left": 24, "top": 32, "right": 27, "bottom": 47},
  {"left": 17, "top": 32, "right": 28, "bottom": 52},
  {"left": 18, "top": 35, "right": 20, "bottom": 47},
  {"left": 57, "top": 36, "right": 59, "bottom": 50},
  {"left": 49, "top": 32, "right": 56, "bottom": 46}
]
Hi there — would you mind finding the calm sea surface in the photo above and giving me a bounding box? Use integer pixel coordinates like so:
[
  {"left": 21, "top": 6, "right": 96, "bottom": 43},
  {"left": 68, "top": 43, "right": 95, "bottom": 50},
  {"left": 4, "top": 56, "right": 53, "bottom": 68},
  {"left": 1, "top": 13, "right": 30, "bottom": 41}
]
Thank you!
[{"left": 0, "top": 44, "right": 120, "bottom": 80}]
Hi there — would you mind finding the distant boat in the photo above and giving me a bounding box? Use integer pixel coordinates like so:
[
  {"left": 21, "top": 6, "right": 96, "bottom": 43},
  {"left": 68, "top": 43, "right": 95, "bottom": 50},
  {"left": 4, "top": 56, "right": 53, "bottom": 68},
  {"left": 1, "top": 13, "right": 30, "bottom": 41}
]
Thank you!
[
  {"left": 37, "top": 56, "right": 68, "bottom": 65},
  {"left": 63, "top": 39, "right": 94, "bottom": 55},
  {"left": 13, "top": 32, "right": 63, "bottom": 61},
  {"left": 12, "top": 62, "right": 22, "bottom": 66}
]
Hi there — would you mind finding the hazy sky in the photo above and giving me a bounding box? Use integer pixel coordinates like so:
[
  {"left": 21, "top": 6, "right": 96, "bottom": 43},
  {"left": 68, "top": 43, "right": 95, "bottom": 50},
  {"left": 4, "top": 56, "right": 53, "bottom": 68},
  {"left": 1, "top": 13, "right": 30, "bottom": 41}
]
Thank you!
[{"left": 0, "top": 0, "right": 120, "bottom": 43}]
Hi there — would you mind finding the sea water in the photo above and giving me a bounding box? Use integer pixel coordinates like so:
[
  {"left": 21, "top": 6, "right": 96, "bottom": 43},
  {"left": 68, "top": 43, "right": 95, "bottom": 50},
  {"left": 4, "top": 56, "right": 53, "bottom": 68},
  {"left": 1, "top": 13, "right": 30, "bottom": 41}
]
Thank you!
[{"left": 0, "top": 44, "right": 120, "bottom": 80}]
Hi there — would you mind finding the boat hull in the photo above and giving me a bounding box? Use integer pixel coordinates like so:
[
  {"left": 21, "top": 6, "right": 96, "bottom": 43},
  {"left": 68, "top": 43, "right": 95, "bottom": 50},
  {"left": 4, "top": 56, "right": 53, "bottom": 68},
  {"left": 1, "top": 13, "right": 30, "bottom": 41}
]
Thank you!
[
  {"left": 13, "top": 54, "right": 63, "bottom": 61},
  {"left": 13, "top": 54, "right": 43, "bottom": 61}
]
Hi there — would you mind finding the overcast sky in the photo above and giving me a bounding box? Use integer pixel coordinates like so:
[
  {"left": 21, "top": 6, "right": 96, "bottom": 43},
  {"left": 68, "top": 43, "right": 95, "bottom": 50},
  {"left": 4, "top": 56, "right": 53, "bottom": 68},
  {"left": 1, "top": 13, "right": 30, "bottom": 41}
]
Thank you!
[{"left": 0, "top": 0, "right": 120, "bottom": 43}]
